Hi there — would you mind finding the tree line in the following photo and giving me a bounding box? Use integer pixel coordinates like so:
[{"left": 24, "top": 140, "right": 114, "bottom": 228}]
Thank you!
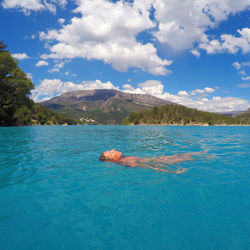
[
  {"left": 0, "top": 41, "right": 77, "bottom": 126},
  {"left": 123, "top": 104, "right": 250, "bottom": 125}
]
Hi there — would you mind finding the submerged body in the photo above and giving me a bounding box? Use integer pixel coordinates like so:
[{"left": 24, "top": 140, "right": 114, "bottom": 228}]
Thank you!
[{"left": 99, "top": 149, "right": 207, "bottom": 174}]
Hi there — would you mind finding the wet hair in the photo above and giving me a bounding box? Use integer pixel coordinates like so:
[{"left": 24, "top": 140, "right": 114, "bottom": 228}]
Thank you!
[
  {"left": 99, "top": 153, "right": 105, "bottom": 161},
  {"left": 99, "top": 153, "right": 109, "bottom": 161}
]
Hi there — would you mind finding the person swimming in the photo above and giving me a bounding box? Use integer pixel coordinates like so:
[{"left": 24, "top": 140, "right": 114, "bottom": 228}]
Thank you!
[{"left": 99, "top": 149, "right": 207, "bottom": 174}]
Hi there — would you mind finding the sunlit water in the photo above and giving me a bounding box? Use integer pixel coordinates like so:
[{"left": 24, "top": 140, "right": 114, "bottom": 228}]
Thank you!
[{"left": 0, "top": 125, "right": 250, "bottom": 250}]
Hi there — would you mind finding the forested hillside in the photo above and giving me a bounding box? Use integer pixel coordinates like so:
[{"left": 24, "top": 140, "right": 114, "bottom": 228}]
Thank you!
[
  {"left": 41, "top": 89, "right": 171, "bottom": 124},
  {"left": 0, "top": 41, "right": 77, "bottom": 126},
  {"left": 236, "top": 108, "right": 250, "bottom": 122},
  {"left": 124, "top": 104, "right": 250, "bottom": 125}
]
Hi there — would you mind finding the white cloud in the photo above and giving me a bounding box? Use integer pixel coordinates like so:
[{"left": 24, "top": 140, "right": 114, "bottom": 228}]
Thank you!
[
  {"left": 32, "top": 79, "right": 83, "bottom": 102},
  {"left": 238, "top": 83, "right": 250, "bottom": 88},
  {"left": 190, "top": 49, "right": 200, "bottom": 58},
  {"left": 233, "top": 61, "right": 250, "bottom": 80},
  {"left": 138, "top": 80, "right": 165, "bottom": 97},
  {"left": 31, "top": 79, "right": 119, "bottom": 101},
  {"left": 39, "top": 0, "right": 172, "bottom": 75},
  {"left": 204, "top": 87, "right": 216, "bottom": 93},
  {"left": 32, "top": 78, "right": 249, "bottom": 112},
  {"left": 3, "top": 0, "right": 250, "bottom": 60},
  {"left": 2, "top": 0, "right": 67, "bottom": 14},
  {"left": 57, "top": 18, "right": 65, "bottom": 25},
  {"left": 31, "top": 0, "right": 249, "bottom": 73},
  {"left": 26, "top": 72, "right": 32, "bottom": 80},
  {"left": 122, "top": 84, "right": 145, "bottom": 95},
  {"left": 178, "top": 91, "right": 188, "bottom": 97},
  {"left": 199, "top": 28, "right": 250, "bottom": 54},
  {"left": 35, "top": 60, "right": 49, "bottom": 67},
  {"left": 121, "top": 80, "right": 248, "bottom": 112},
  {"left": 2, "top": 0, "right": 44, "bottom": 12},
  {"left": 242, "top": 76, "right": 250, "bottom": 81},
  {"left": 191, "top": 87, "right": 215, "bottom": 95},
  {"left": 48, "top": 61, "right": 64, "bottom": 73},
  {"left": 12, "top": 53, "right": 30, "bottom": 60},
  {"left": 233, "top": 62, "right": 241, "bottom": 70},
  {"left": 152, "top": 0, "right": 250, "bottom": 51},
  {"left": 47, "top": 59, "right": 70, "bottom": 73},
  {"left": 57, "top": 0, "right": 67, "bottom": 8},
  {"left": 80, "top": 80, "right": 119, "bottom": 91}
]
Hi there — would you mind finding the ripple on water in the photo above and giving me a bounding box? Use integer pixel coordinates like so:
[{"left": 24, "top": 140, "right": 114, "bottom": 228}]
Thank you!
[{"left": 0, "top": 125, "right": 250, "bottom": 250}]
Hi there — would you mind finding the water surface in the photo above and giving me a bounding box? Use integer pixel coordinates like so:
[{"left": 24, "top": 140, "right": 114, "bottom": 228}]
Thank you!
[{"left": 0, "top": 126, "right": 250, "bottom": 250}]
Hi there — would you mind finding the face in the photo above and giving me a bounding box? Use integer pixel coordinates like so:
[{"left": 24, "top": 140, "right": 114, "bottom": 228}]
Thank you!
[{"left": 100, "top": 149, "right": 122, "bottom": 161}]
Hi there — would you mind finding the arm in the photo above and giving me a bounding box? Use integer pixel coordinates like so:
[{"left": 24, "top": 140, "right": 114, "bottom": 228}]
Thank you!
[{"left": 156, "top": 150, "right": 208, "bottom": 164}]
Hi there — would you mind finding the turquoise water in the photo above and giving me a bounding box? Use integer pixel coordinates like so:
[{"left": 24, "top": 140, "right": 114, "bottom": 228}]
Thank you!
[{"left": 0, "top": 125, "right": 250, "bottom": 250}]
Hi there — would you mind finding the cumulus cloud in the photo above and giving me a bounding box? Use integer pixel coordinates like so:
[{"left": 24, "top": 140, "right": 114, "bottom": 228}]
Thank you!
[
  {"left": 232, "top": 62, "right": 241, "bottom": 70},
  {"left": 31, "top": 79, "right": 119, "bottom": 101},
  {"left": 57, "top": 18, "right": 65, "bottom": 26},
  {"left": 48, "top": 61, "right": 66, "bottom": 73},
  {"left": 35, "top": 60, "right": 49, "bottom": 67},
  {"left": 57, "top": 0, "right": 67, "bottom": 8},
  {"left": 32, "top": 78, "right": 249, "bottom": 112},
  {"left": 80, "top": 80, "right": 119, "bottom": 91},
  {"left": 242, "top": 76, "right": 250, "bottom": 81},
  {"left": 39, "top": 0, "right": 172, "bottom": 75},
  {"left": 3, "top": 0, "right": 250, "bottom": 60},
  {"left": 152, "top": 0, "right": 250, "bottom": 51},
  {"left": 46, "top": 59, "right": 71, "bottom": 73},
  {"left": 30, "top": 0, "right": 250, "bottom": 73},
  {"left": 198, "top": 28, "right": 250, "bottom": 54},
  {"left": 2, "top": 0, "right": 43, "bottom": 12},
  {"left": 12, "top": 53, "right": 30, "bottom": 60},
  {"left": 2, "top": 0, "right": 67, "bottom": 14},
  {"left": 122, "top": 80, "right": 248, "bottom": 112},
  {"left": 191, "top": 87, "right": 215, "bottom": 95},
  {"left": 190, "top": 49, "right": 200, "bottom": 58},
  {"left": 31, "top": 79, "right": 82, "bottom": 102},
  {"left": 178, "top": 90, "right": 189, "bottom": 97},
  {"left": 233, "top": 61, "right": 250, "bottom": 81}
]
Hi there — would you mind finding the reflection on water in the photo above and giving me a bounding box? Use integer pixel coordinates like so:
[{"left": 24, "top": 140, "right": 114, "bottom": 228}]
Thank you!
[{"left": 0, "top": 125, "right": 250, "bottom": 250}]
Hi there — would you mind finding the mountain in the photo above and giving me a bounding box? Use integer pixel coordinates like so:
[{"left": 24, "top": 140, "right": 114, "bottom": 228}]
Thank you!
[
  {"left": 235, "top": 108, "right": 250, "bottom": 121},
  {"left": 40, "top": 89, "right": 172, "bottom": 124}
]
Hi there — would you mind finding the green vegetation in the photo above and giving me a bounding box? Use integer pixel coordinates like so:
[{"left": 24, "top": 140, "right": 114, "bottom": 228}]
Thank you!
[
  {"left": 236, "top": 108, "right": 250, "bottom": 122},
  {"left": 0, "top": 41, "right": 77, "bottom": 126},
  {"left": 42, "top": 94, "right": 166, "bottom": 124},
  {"left": 30, "top": 103, "right": 77, "bottom": 125},
  {"left": 124, "top": 104, "right": 250, "bottom": 125},
  {"left": 44, "top": 103, "right": 129, "bottom": 124}
]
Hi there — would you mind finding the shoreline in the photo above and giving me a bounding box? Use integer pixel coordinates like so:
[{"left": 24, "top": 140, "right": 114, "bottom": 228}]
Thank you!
[
  {"left": 125, "top": 123, "right": 250, "bottom": 126},
  {"left": 1, "top": 123, "right": 250, "bottom": 127}
]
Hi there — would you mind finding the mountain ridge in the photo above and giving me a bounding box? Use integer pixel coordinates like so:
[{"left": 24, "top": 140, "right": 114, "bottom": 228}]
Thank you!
[{"left": 40, "top": 89, "right": 173, "bottom": 124}]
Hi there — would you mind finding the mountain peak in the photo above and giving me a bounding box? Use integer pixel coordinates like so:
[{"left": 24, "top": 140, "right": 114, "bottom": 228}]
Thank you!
[{"left": 41, "top": 89, "right": 172, "bottom": 124}]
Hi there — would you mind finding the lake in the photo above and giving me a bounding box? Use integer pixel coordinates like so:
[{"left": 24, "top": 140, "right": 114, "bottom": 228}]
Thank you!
[{"left": 0, "top": 125, "right": 250, "bottom": 250}]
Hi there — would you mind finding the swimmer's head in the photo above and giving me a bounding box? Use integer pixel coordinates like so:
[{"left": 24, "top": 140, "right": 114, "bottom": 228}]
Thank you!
[{"left": 99, "top": 149, "right": 122, "bottom": 162}]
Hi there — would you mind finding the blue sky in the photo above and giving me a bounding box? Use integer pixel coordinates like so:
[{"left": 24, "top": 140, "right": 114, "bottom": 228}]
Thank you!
[{"left": 1, "top": 0, "right": 250, "bottom": 112}]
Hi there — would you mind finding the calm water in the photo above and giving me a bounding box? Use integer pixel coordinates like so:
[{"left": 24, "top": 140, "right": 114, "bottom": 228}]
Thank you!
[{"left": 0, "top": 125, "right": 250, "bottom": 250}]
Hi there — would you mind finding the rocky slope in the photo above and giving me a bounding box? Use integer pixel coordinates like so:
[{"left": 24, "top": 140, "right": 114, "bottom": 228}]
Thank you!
[{"left": 40, "top": 89, "right": 172, "bottom": 124}]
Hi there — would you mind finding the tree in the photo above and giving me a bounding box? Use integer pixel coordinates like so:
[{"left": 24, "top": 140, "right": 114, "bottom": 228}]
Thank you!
[
  {"left": 0, "top": 41, "right": 7, "bottom": 53},
  {"left": 14, "top": 105, "right": 32, "bottom": 125},
  {"left": 0, "top": 42, "right": 34, "bottom": 125}
]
